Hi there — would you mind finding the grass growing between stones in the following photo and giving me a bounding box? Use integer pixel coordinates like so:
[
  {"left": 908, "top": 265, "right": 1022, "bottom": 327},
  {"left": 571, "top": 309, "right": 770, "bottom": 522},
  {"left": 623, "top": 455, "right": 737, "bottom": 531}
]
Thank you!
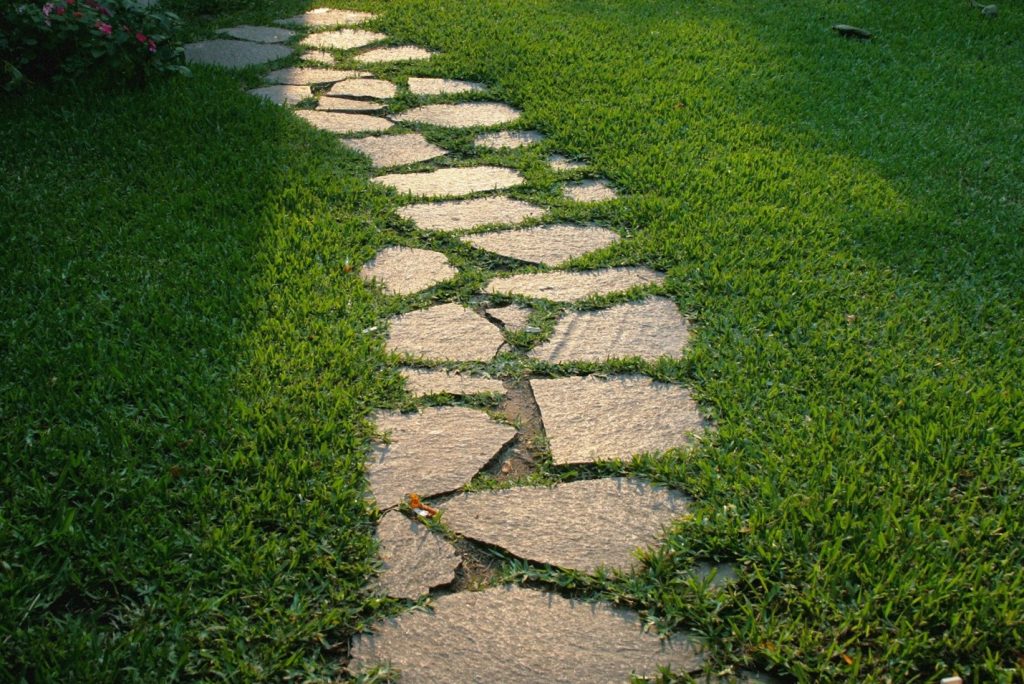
[{"left": 3, "top": 0, "right": 1023, "bottom": 681}]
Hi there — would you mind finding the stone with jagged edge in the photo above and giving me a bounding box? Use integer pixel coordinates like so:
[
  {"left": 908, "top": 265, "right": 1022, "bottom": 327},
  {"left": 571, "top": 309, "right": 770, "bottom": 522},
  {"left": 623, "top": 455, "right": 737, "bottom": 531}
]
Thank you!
[
  {"left": 360, "top": 247, "right": 457, "bottom": 295},
  {"left": 342, "top": 133, "right": 446, "bottom": 168},
  {"left": 299, "top": 29, "right": 386, "bottom": 50},
  {"left": 400, "top": 368, "right": 505, "bottom": 398},
  {"left": 375, "top": 511, "right": 461, "bottom": 600},
  {"left": 385, "top": 303, "right": 504, "bottom": 362},
  {"left": 294, "top": 110, "right": 393, "bottom": 135}
]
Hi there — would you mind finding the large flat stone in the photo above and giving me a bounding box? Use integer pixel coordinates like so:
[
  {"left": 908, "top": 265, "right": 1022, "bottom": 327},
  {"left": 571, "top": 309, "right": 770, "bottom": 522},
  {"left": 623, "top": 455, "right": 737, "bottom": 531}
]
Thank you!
[
  {"left": 247, "top": 84, "right": 311, "bottom": 105},
  {"left": 393, "top": 102, "right": 520, "bottom": 128},
  {"left": 442, "top": 478, "right": 689, "bottom": 573},
  {"left": 529, "top": 297, "right": 690, "bottom": 363},
  {"left": 356, "top": 45, "right": 435, "bottom": 63},
  {"left": 400, "top": 368, "right": 505, "bottom": 398},
  {"left": 327, "top": 78, "right": 397, "bottom": 99},
  {"left": 350, "top": 585, "right": 704, "bottom": 682},
  {"left": 294, "top": 109, "right": 393, "bottom": 134},
  {"left": 530, "top": 375, "right": 703, "bottom": 465},
  {"left": 368, "top": 407, "right": 516, "bottom": 508},
  {"left": 386, "top": 303, "right": 504, "bottom": 362},
  {"left": 299, "top": 29, "right": 386, "bottom": 50},
  {"left": 342, "top": 133, "right": 446, "bottom": 168},
  {"left": 485, "top": 304, "right": 531, "bottom": 331},
  {"left": 461, "top": 224, "right": 619, "bottom": 266},
  {"left": 407, "top": 77, "right": 485, "bottom": 95},
  {"left": 474, "top": 130, "right": 544, "bottom": 149},
  {"left": 264, "top": 67, "right": 371, "bottom": 85},
  {"left": 217, "top": 25, "right": 294, "bottom": 43},
  {"left": 274, "top": 8, "right": 375, "bottom": 27},
  {"left": 316, "top": 96, "right": 385, "bottom": 112},
  {"left": 563, "top": 179, "right": 618, "bottom": 202},
  {"left": 360, "top": 246, "right": 457, "bottom": 295},
  {"left": 485, "top": 267, "right": 665, "bottom": 303},
  {"left": 397, "top": 196, "right": 545, "bottom": 233},
  {"left": 376, "top": 511, "right": 460, "bottom": 599},
  {"left": 372, "top": 166, "right": 523, "bottom": 198},
  {"left": 184, "top": 40, "right": 291, "bottom": 68}
]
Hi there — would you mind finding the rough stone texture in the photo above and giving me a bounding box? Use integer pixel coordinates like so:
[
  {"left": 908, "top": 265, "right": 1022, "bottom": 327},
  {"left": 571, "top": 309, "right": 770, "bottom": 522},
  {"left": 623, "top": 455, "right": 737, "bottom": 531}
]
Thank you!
[
  {"left": 275, "top": 8, "right": 375, "bottom": 27},
  {"left": 300, "top": 50, "right": 335, "bottom": 64},
  {"left": 247, "top": 84, "right": 312, "bottom": 105},
  {"left": 217, "top": 25, "right": 294, "bottom": 43},
  {"left": 397, "top": 196, "right": 545, "bottom": 233},
  {"left": 474, "top": 130, "right": 544, "bottom": 149},
  {"left": 184, "top": 40, "right": 291, "bottom": 68},
  {"left": 400, "top": 368, "right": 505, "bottom": 398},
  {"left": 548, "top": 154, "right": 587, "bottom": 171},
  {"left": 442, "top": 478, "right": 690, "bottom": 573},
  {"left": 355, "top": 45, "right": 434, "bottom": 63},
  {"left": 386, "top": 303, "right": 504, "bottom": 362},
  {"left": 350, "top": 585, "right": 704, "bottom": 682},
  {"left": 393, "top": 102, "right": 520, "bottom": 128},
  {"left": 407, "top": 77, "right": 485, "bottom": 96},
  {"left": 375, "top": 511, "right": 461, "bottom": 599},
  {"left": 300, "top": 29, "right": 386, "bottom": 50},
  {"left": 563, "top": 178, "right": 618, "bottom": 202},
  {"left": 529, "top": 297, "right": 690, "bottom": 363},
  {"left": 264, "top": 67, "right": 370, "bottom": 85},
  {"left": 316, "top": 96, "right": 385, "bottom": 112},
  {"left": 294, "top": 109, "right": 393, "bottom": 134},
  {"left": 342, "top": 133, "right": 446, "bottom": 168},
  {"left": 530, "top": 375, "right": 704, "bottom": 465},
  {"left": 373, "top": 166, "right": 523, "bottom": 198},
  {"left": 327, "top": 78, "right": 397, "bottom": 99},
  {"left": 368, "top": 407, "right": 516, "bottom": 508},
  {"left": 360, "top": 247, "right": 457, "bottom": 295},
  {"left": 485, "top": 267, "right": 665, "bottom": 303},
  {"left": 485, "top": 304, "right": 531, "bottom": 330},
  {"left": 461, "top": 224, "right": 619, "bottom": 266}
]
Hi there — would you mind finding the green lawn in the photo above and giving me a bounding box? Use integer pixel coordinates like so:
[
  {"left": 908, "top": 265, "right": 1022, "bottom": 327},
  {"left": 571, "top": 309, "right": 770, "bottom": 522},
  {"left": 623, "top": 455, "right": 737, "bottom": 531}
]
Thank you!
[{"left": 2, "top": 0, "right": 1022, "bottom": 681}]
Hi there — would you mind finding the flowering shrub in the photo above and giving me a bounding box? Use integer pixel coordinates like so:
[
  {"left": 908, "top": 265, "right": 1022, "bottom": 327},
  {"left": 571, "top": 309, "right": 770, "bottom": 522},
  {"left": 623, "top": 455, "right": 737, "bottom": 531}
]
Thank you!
[{"left": 1, "top": 0, "right": 188, "bottom": 90}]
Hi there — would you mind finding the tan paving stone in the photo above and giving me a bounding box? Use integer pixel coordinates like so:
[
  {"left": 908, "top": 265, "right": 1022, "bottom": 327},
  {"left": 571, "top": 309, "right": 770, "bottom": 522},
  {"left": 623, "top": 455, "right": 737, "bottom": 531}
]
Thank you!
[
  {"left": 406, "top": 77, "right": 485, "bottom": 96},
  {"left": 300, "top": 50, "right": 335, "bottom": 64},
  {"left": 316, "top": 96, "right": 386, "bottom": 112},
  {"left": 375, "top": 511, "right": 460, "bottom": 600},
  {"left": 299, "top": 29, "right": 386, "bottom": 50},
  {"left": 274, "top": 8, "right": 375, "bottom": 27},
  {"left": 372, "top": 166, "right": 523, "bottom": 198},
  {"left": 474, "top": 130, "right": 544, "bottom": 149},
  {"left": 397, "top": 196, "right": 545, "bottom": 233},
  {"left": 386, "top": 303, "right": 504, "bottom": 362},
  {"left": 461, "top": 224, "right": 619, "bottom": 266},
  {"left": 563, "top": 178, "right": 618, "bottom": 202},
  {"left": 400, "top": 368, "right": 505, "bottom": 398},
  {"left": 184, "top": 40, "right": 290, "bottom": 68},
  {"left": 217, "top": 25, "right": 294, "bottom": 43},
  {"left": 360, "top": 247, "right": 457, "bottom": 295},
  {"left": 355, "top": 45, "right": 435, "bottom": 63},
  {"left": 484, "top": 266, "right": 665, "bottom": 303},
  {"left": 342, "top": 133, "right": 446, "bottom": 168},
  {"left": 264, "top": 67, "right": 371, "bottom": 85},
  {"left": 326, "top": 78, "right": 397, "bottom": 99},
  {"left": 393, "top": 102, "right": 520, "bottom": 128},
  {"left": 547, "top": 154, "right": 587, "bottom": 171},
  {"left": 247, "top": 84, "right": 312, "bottom": 105},
  {"left": 485, "top": 304, "right": 532, "bottom": 331},
  {"left": 294, "top": 109, "right": 393, "bottom": 134}
]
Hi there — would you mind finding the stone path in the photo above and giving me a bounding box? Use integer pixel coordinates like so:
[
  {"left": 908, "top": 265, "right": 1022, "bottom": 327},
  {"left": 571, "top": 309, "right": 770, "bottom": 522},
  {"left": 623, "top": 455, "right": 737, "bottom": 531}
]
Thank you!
[{"left": 185, "top": 9, "right": 721, "bottom": 681}]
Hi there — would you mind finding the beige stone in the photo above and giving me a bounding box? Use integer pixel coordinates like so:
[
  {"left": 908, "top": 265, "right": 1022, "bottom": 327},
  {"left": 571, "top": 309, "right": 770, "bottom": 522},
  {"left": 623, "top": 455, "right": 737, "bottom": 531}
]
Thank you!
[
  {"left": 485, "top": 304, "right": 531, "bottom": 330},
  {"left": 360, "top": 247, "right": 457, "bottom": 295},
  {"left": 300, "top": 50, "right": 334, "bottom": 65},
  {"left": 393, "top": 102, "right": 520, "bottom": 128},
  {"left": 563, "top": 178, "right": 618, "bottom": 202},
  {"left": 407, "top": 77, "right": 485, "bottom": 96},
  {"left": 547, "top": 154, "right": 587, "bottom": 171},
  {"left": 247, "top": 84, "right": 311, "bottom": 106},
  {"left": 350, "top": 585, "right": 704, "bottom": 682},
  {"left": 397, "top": 196, "right": 545, "bottom": 233},
  {"left": 299, "top": 29, "right": 386, "bottom": 50},
  {"left": 355, "top": 46, "right": 434, "bottom": 63},
  {"left": 485, "top": 267, "right": 665, "bottom": 303},
  {"left": 342, "top": 133, "right": 446, "bottom": 168},
  {"left": 217, "top": 25, "right": 294, "bottom": 43},
  {"left": 184, "top": 40, "right": 291, "bottom": 69},
  {"left": 294, "top": 109, "right": 393, "bottom": 135},
  {"left": 372, "top": 166, "right": 523, "bottom": 198},
  {"left": 400, "top": 368, "right": 504, "bottom": 398},
  {"left": 386, "top": 303, "right": 504, "bottom": 362},
  {"left": 529, "top": 297, "right": 690, "bottom": 363},
  {"left": 368, "top": 407, "right": 516, "bottom": 507},
  {"left": 326, "top": 78, "right": 397, "bottom": 99},
  {"left": 316, "top": 96, "right": 385, "bottom": 112},
  {"left": 461, "top": 224, "right": 619, "bottom": 266},
  {"left": 274, "top": 8, "right": 375, "bottom": 27},
  {"left": 375, "top": 511, "right": 460, "bottom": 600},
  {"left": 530, "top": 375, "right": 704, "bottom": 465},
  {"left": 263, "top": 67, "right": 371, "bottom": 85},
  {"left": 474, "top": 130, "right": 544, "bottom": 149}
]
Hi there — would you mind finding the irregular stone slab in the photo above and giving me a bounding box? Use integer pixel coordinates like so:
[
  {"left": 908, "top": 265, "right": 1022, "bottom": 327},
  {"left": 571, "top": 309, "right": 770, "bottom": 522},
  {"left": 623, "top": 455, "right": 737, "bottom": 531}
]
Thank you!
[
  {"left": 530, "top": 375, "right": 703, "bottom": 465},
  {"left": 485, "top": 267, "right": 665, "bottom": 303},
  {"left": 342, "top": 133, "right": 446, "bottom": 168},
  {"left": 442, "top": 478, "right": 689, "bottom": 572},
  {"left": 529, "top": 297, "right": 690, "bottom": 363},
  {"left": 316, "top": 96, "right": 386, "bottom": 112},
  {"left": 368, "top": 407, "right": 516, "bottom": 507},
  {"left": 407, "top": 77, "right": 485, "bottom": 96},
  {"left": 386, "top": 303, "right": 504, "bottom": 362},
  {"left": 350, "top": 585, "right": 704, "bottom": 682},
  {"left": 563, "top": 178, "right": 618, "bottom": 202},
  {"left": 485, "top": 304, "right": 531, "bottom": 331},
  {"left": 393, "top": 102, "right": 520, "bottom": 128},
  {"left": 217, "top": 25, "right": 294, "bottom": 43},
  {"left": 360, "top": 247, "right": 457, "bottom": 295},
  {"left": 356, "top": 46, "right": 434, "bottom": 63},
  {"left": 275, "top": 8, "right": 375, "bottom": 27},
  {"left": 294, "top": 109, "right": 393, "bottom": 135},
  {"left": 397, "top": 196, "right": 545, "bottom": 233},
  {"left": 475, "top": 130, "right": 544, "bottom": 149},
  {"left": 373, "top": 166, "right": 523, "bottom": 198},
  {"left": 301, "top": 50, "right": 335, "bottom": 65},
  {"left": 461, "top": 224, "right": 619, "bottom": 266},
  {"left": 184, "top": 40, "right": 290, "bottom": 68},
  {"left": 247, "top": 84, "right": 312, "bottom": 106},
  {"left": 327, "top": 78, "right": 397, "bottom": 99},
  {"left": 300, "top": 29, "right": 386, "bottom": 50},
  {"left": 264, "top": 67, "right": 370, "bottom": 85},
  {"left": 375, "top": 511, "right": 460, "bottom": 600},
  {"left": 400, "top": 368, "right": 504, "bottom": 398},
  {"left": 548, "top": 154, "right": 587, "bottom": 171}
]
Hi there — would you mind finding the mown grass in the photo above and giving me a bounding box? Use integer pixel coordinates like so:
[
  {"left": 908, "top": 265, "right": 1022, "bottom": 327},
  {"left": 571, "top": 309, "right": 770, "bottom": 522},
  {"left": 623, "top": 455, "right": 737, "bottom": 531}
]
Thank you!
[{"left": 2, "top": 0, "right": 1023, "bottom": 681}]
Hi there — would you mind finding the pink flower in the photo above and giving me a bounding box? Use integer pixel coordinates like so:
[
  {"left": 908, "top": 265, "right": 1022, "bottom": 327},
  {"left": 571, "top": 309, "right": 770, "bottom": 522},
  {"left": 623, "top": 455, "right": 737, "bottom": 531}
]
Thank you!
[
  {"left": 55, "top": 6, "right": 65, "bottom": 14},
  {"left": 42, "top": 3, "right": 55, "bottom": 16},
  {"left": 135, "top": 31, "right": 147, "bottom": 43},
  {"left": 95, "top": 20, "right": 112, "bottom": 36},
  {"left": 147, "top": 38, "right": 157, "bottom": 53}
]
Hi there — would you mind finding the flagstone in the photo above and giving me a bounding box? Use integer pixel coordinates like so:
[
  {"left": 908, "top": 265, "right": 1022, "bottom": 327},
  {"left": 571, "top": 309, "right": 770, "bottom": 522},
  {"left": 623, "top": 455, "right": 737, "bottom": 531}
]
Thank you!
[
  {"left": 485, "top": 304, "right": 532, "bottom": 331},
  {"left": 264, "top": 67, "right": 371, "bottom": 85},
  {"left": 474, "top": 130, "right": 544, "bottom": 149},
  {"left": 484, "top": 266, "right": 665, "bottom": 303},
  {"left": 373, "top": 166, "right": 523, "bottom": 198},
  {"left": 397, "top": 196, "right": 545, "bottom": 233},
  {"left": 316, "top": 96, "right": 386, "bottom": 112},
  {"left": 274, "top": 8, "right": 375, "bottom": 27},
  {"left": 393, "top": 102, "right": 520, "bottom": 128},
  {"left": 327, "top": 78, "right": 397, "bottom": 99},
  {"left": 356, "top": 46, "right": 435, "bottom": 63},
  {"left": 529, "top": 297, "right": 690, "bottom": 363},
  {"left": 386, "top": 303, "right": 504, "bottom": 362},
  {"left": 299, "top": 29, "right": 386, "bottom": 50},
  {"left": 529, "top": 375, "right": 704, "bottom": 465},
  {"left": 407, "top": 77, "right": 485, "bottom": 96},
  {"left": 294, "top": 109, "right": 393, "bottom": 134},
  {"left": 547, "top": 154, "right": 587, "bottom": 171},
  {"left": 300, "top": 50, "right": 335, "bottom": 64},
  {"left": 400, "top": 368, "right": 505, "bottom": 398},
  {"left": 217, "top": 25, "right": 294, "bottom": 43},
  {"left": 461, "top": 224, "right": 619, "bottom": 266},
  {"left": 360, "top": 247, "right": 457, "bottom": 295},
  {"left": 247, "top": 84, "right": 312, "bottom": 106},
  {"left": 375, "top": 511, "right": 461, "bottom": 600},
  {"left": 184, "top": 40, "right": 291, "bottom": 68},
  {"left": 563, "top": 178, "right": 618, "bottom": 202},
  {"left": 342, "top": 133, "right": 446, "bottom": 168}
]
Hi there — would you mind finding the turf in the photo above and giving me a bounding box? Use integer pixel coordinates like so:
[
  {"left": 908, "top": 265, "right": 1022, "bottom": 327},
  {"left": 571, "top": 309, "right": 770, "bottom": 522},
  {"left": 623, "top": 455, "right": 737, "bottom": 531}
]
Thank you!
[{"left": 2, "top": 0, "right": 1023, "bottom": 681}]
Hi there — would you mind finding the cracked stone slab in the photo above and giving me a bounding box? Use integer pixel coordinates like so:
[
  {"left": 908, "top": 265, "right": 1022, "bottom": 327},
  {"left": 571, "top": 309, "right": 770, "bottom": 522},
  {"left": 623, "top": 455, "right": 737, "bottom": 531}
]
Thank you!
[
  {"left": 264, "top": 67, "right": 370, "bottom": 85},
  {"left": 397, "top": 196, "right": 545, "bottom": 233},
  {"left": 342, "top": 133, "right": 446, "bottom": 168},
  {"left": 300, "top": 50, "right": 334, "bottom": 64},
  {"left": 217, "top": 25, "right": 294, "bottom": 43},
  {"left": 486, "top": 304, "right": 531, "bottom": 330},
  {"left": 327, "top": 78, "right": 397, "bottom": 99},
  {"left": 393, "top": 102, "right": 521, "bottom": 128},
  {"left": 529, "top": 297, "right": 690, "bottom": 363},
  {"left": 442, "top": 478, "right": 690, "bottom": 573},
  {"left": 356, "top": 45, "right": 434, "bottom": 63},
  {"left": 530, "top": 375, "right": 704, "bottom": 465},
  {"left": 474, "top": 130, "right": 544, "bottom": 149},
  {"left": 400, "top": 368, "right": 505, "bottom": 398},
  {"left": 300, "top": 28, "right": 386, "bottom": 50},
  {"left": 563, "top": 178, "right": 618, "bottom": 202},
  {"left": 316, "top": 96, "right": 386, "bottom": 112},
  {"left": 360, "top": 247, "right": 457, "bottom": 295},
  {"left": 275, "top": 8, "right": 375, "bottom": 27},
  {"left": 548, "top": 154, "right": 587, "bottom": 171},
  {"left": 461, "top": 224, "right": 619, "bottom": 266},
  {"left": 294, "top": 109, "right": 393, "bottom": 134},
  {"left": 247, "top": 84, "right": 311, "bottom": 105},
  {"left": 407, "top": 77, "right": 485, "bottom": 96},
  {"left": 485, "top": 267, "right": 665, "bottom": 303},
  {"left": 350, "top": 585, "right": 704, "bottom": 683},
  {"left": 373, "top": 166, "right": 523, "bottom": 198},
  {"left": 376, "top": 511, "right": 460, "bottom": 599},
  {"left": 386, "top": 303, "right": 504, "bottom": 362},
  {"left": 184, "top": 40, "right": 290, "bottom": 68},
  {"left": 368, "top": 407, "right": 516, "bottom": 508}
]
